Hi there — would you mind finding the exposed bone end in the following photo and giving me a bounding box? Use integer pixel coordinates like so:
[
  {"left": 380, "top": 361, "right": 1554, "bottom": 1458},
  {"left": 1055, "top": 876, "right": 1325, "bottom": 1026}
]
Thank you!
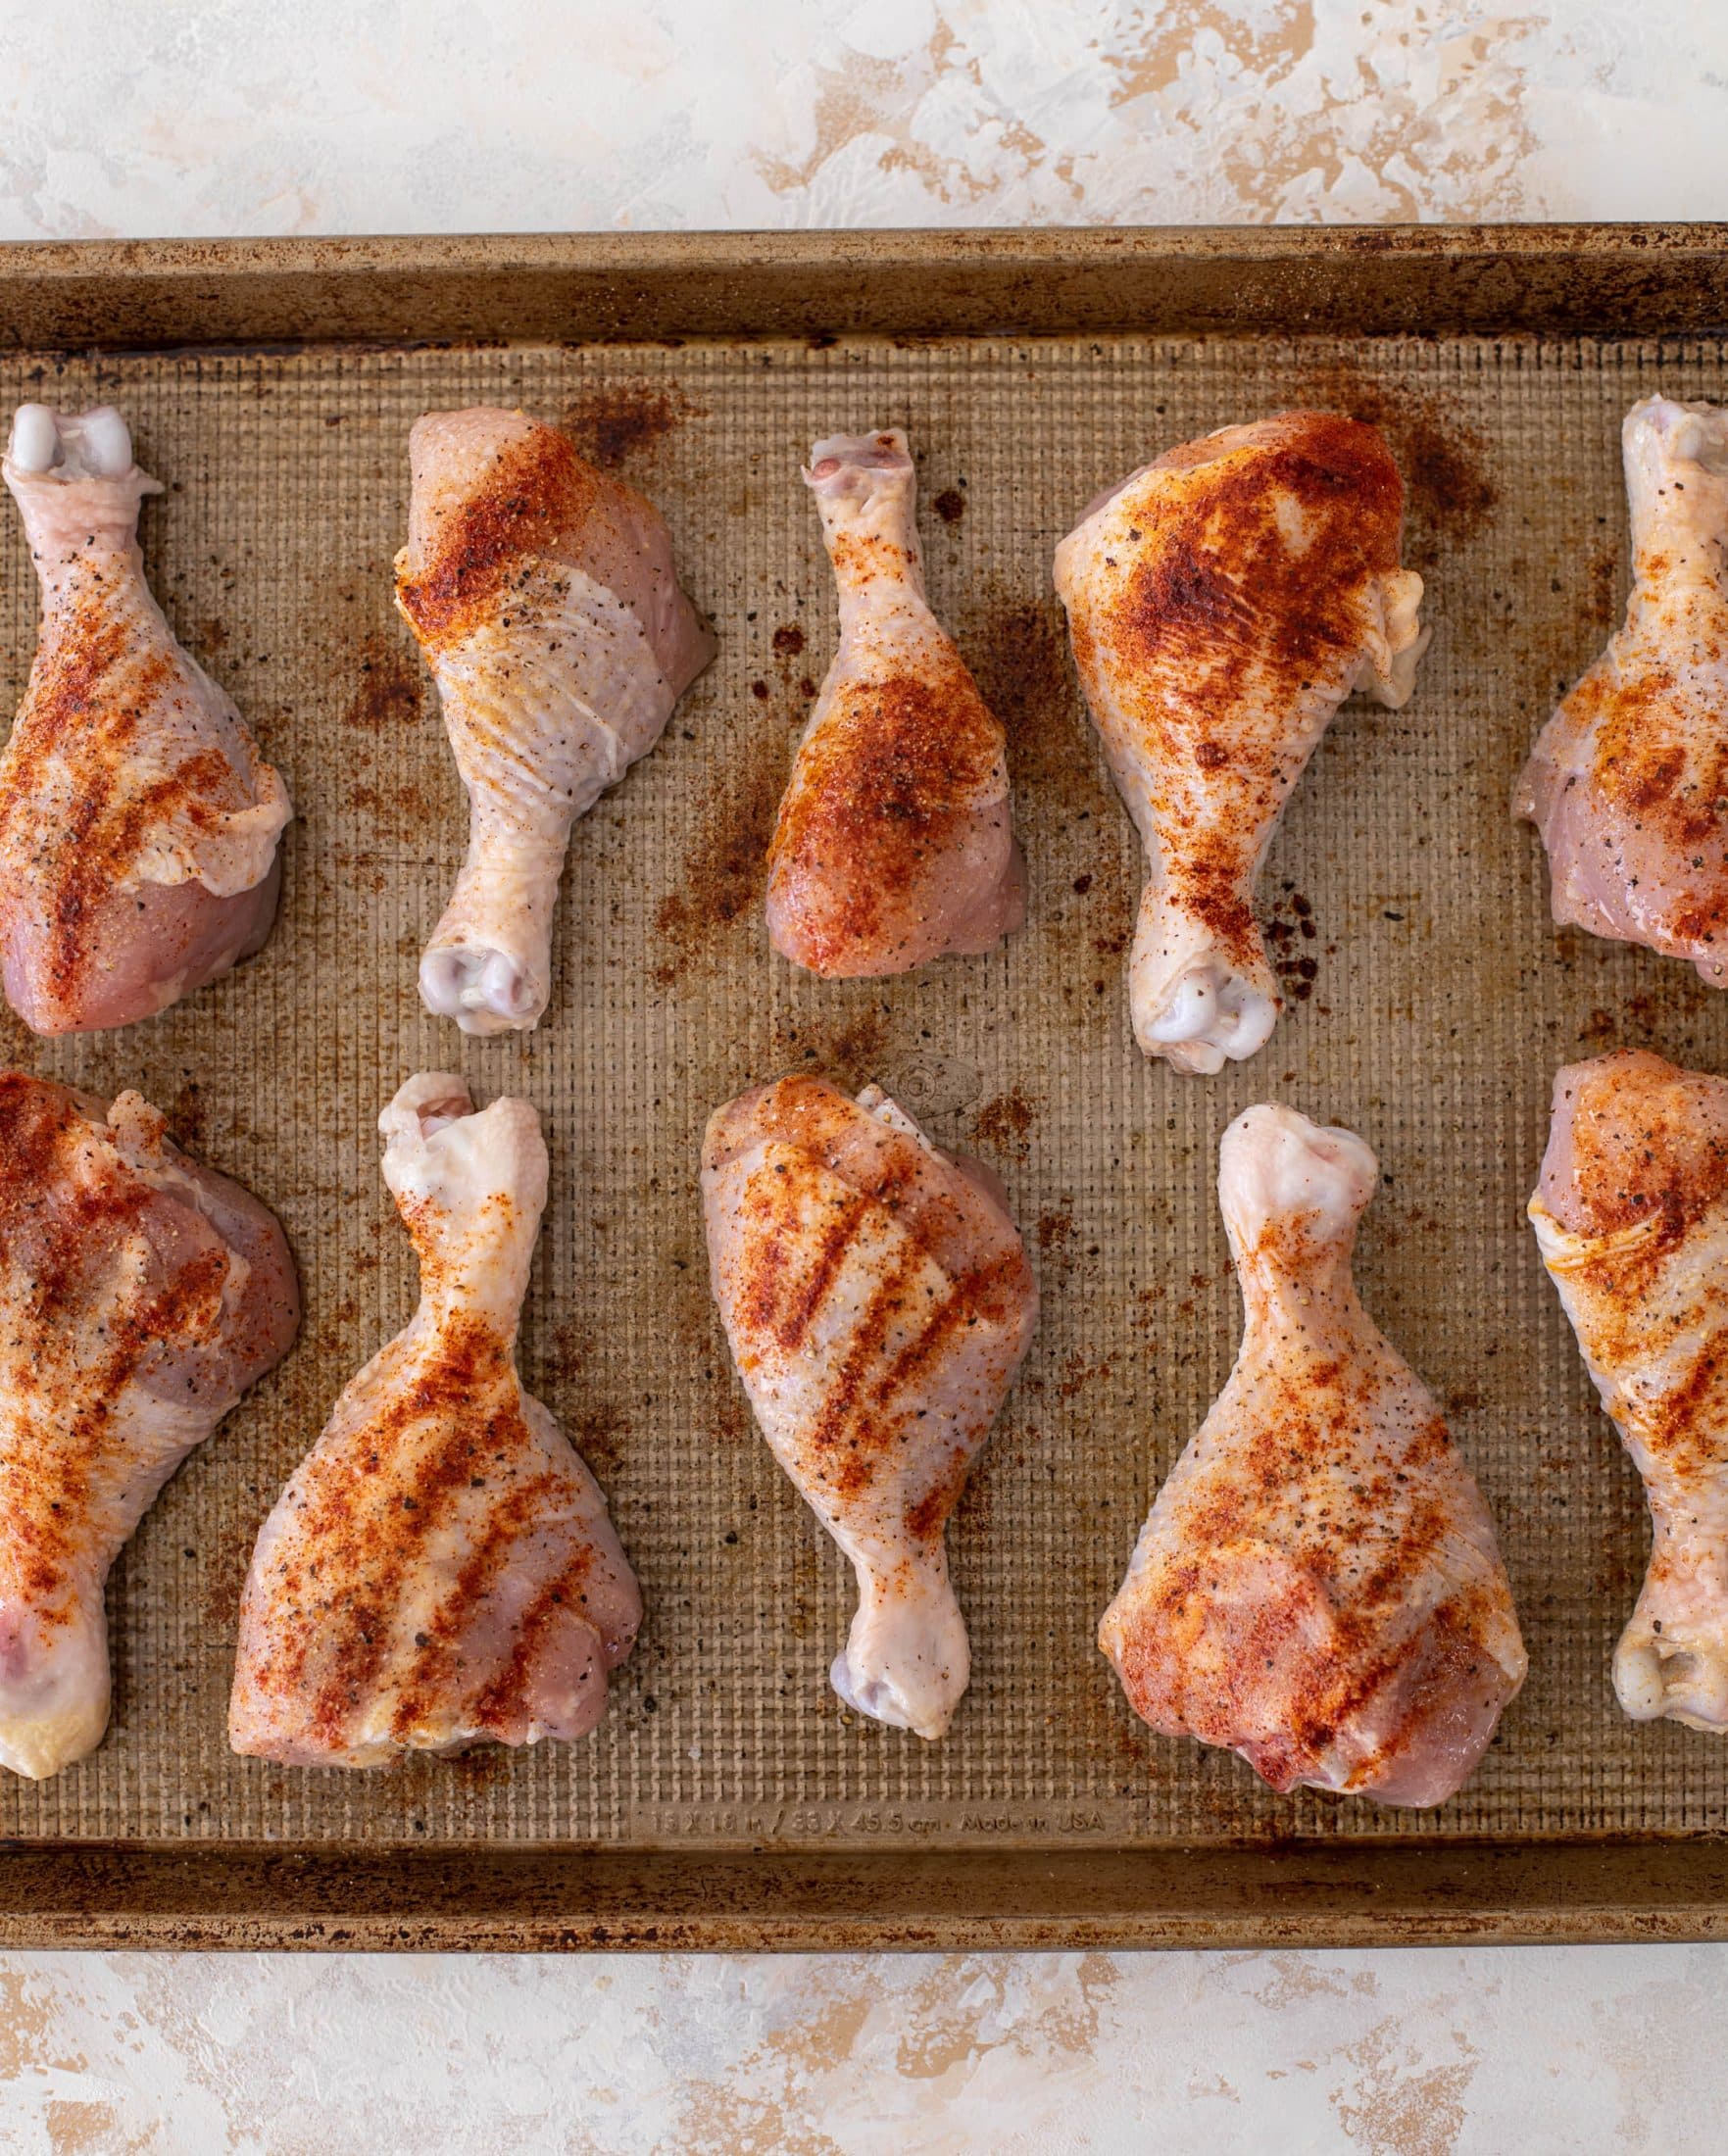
[
  {"left": 804, "top": 424, "right": 924, "bottom": 592},
  {"left": 0, "top": 1688, "right": 112, "bottom": 1781},
  {"left": 7, "top": 404, "right": 59, "bottom": 473},
  {"left": 1622, "top": 396, "right": 1728, "bottom": 564},
  {"left": 381, "top": 1071, "right": 476, "bottom": 1150},
  {"left": 377, "top": 1071, "right": 549, "bottom": 1243},
  {"left": 803, "top": 426, "right": 913, "bottom": 495},
  {"left": 1219, "top": 1103, "right": 1379, "bottom": 1246},
  {"left": 419, "top": 942, "right": 546, "bottom": 1036},
  {"left": 1626, "top": 393, "right": 1728, "bottom": 478},
  {"left": 1353, "top": 567, "right": 1429, "bottom": 710},
  {"left": 6, "top": 403, "right": 140, "bottom": 480},
  {"left": 1130, "top": 883, "right": 1283, "bottom": 1075},
  {"left": 829, "top": 1561, "right": 970, "bottom": 1741},
  {"left": 1615, "top": 1617, "right": 1728, "bottom": 1734},
  {"left": 1134, "top": 951, "right": 1279, "bottom": 1075},
  {"left": 0, "top": 1600, "right": 112, "bottom": 1780}
]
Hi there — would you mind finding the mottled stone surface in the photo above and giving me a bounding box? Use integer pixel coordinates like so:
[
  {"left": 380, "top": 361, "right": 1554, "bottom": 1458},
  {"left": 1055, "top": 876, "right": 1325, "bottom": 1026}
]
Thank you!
[
  {"left": 3, "top": 3, "right": 1728, "bottom": 2149},
  {"left": 0, "top": 0, "right": 1724, "bottom": 237},
  {"left": 1, "top": 1945, "right": 1725, "bottom": 2150}
]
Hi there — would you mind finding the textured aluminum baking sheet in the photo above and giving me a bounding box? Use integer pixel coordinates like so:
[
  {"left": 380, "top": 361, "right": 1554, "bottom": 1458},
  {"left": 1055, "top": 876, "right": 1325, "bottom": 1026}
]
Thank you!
[{"left": 3, "top": 325, "right": 1726, "bottom": 1863}]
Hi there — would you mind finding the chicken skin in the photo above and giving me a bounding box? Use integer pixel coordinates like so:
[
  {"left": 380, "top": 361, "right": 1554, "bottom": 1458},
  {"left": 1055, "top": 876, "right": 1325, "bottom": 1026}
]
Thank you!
[
  {"left": 0, "top": 405, "right": 292, "bottom": 1034},
  {"left": 1517, "top": 398, "right": 1728, "bottom": 983},
  {"left": 1530, "top": 1049, "right": 1728, "bottom": 1731},
  {"left": 702, "top": 1076, "right": 1037, "bottom": 1738},
  {"left": 229, "top": 1074, "right": 640, "bottom": 1769},
  {"left": 1101, "top": 1105, "right": 1524, "bottom": 1806},
  {"left": 0, "top": 1072, "right": 298, "bottom": 1779},
  {"left": 765, "top": 429, "right": 1025, "bottom": 975},
  {"left": 395, "top": 408, "right": 714, "bottom": 1034},
  {"left": 1054, "top": 413, "right": 1426, "bottom": 1072}
]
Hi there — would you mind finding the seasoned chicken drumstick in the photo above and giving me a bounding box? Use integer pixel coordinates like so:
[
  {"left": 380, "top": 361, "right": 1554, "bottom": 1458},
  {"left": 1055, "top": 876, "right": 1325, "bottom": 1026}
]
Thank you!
[
  {"left": 1101, "top": 1105, "right": 1524, "bottom": 1806},
  {"left": 396, "top": 409, "right": 714, "bottom": 1034},
  {"left": 229, "top": 1075, "right": 641, "bottom": 1768},
  {"left": 0, "top": 405, "right": 292, "bottom": 1033},
  {"left": 1530, "top": 1049, "right": 1728, "bottom": 1732},
  {"left": 0, "top": 1072, "right": 299, "bottom": 1779},
  {"left": 766, "top": 429, "right": 1025, "bottom": 975},
  {"left": 1055, "top": 412, "right": 1426, "bottom": 1072},
  {"left": 1517, "top": 397, "right": 1728, "bottom": 982},
  {"left": 703, "top": 1076, "right": 1037, "bottom": 1737}
]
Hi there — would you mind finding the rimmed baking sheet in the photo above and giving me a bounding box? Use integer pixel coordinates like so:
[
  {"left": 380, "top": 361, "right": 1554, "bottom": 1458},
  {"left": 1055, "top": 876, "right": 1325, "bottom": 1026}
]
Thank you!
[{"left": 0, "top": 229, "right": 1724, "bottom": 1945}]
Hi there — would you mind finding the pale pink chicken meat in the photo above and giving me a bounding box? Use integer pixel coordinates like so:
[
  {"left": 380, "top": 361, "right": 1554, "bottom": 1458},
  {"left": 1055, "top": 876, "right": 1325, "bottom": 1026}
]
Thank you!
[
  {"left": 229, "top": 1074, "right": 640, "bottom": 1769},
  {"left": 1518, "top": 398, "right": 1728, "bottom": 983},
  {"left": 0, "top": 1071, "right": 298, "bottom": 1779},
  {"left": 765, "top": 429, "right": 1025, "bottom": 976},
  {"left": 1100, "top": 1105, "right": 1525, "bottom": 1806},
  {"left": 1530, "top": 1049, "right": 1728, "bottom": 1731},
  {"left": 703, "top": 1075, "right": 1037, "bottom": 1737},
  {"left": 1054, "top": 413, "right": 1426, "bottom": 1072},
  {"left": 395, "top": 408, "right": 714, "bottom": 1034},
  {"left": 0, "top": 404, "right": 292, "bottom": 1034}
]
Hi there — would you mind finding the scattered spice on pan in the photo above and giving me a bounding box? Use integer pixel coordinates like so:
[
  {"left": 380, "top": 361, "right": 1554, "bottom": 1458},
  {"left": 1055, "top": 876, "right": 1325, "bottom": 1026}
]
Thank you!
[
  {"left": 1291, "top": 360, "right": 1499, "bottom": 569},
  {"left": 562, "top": 383, "right": 703, "bottom": 470},
  {"left": 970, "top": 1087, "right": 1040, "bottom": 1162}
]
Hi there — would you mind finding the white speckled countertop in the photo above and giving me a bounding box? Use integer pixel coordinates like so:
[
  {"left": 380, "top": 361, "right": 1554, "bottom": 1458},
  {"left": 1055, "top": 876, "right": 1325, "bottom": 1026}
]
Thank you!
[{"left": 4, "top": 4, "right": 1728, "bottom": 2149}]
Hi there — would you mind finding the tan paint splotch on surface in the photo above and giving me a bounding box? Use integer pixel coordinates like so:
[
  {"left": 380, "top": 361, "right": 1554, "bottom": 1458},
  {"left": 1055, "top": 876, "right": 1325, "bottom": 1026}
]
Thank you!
[
  {"left": 0, "top": 1969, "right": 80, "bottom": 2083},
  {"left": 746, "top": 0, "right": 1549, "bottom": 226},
  {"left": 1099, "top": 0, "right": 1543, "bottom": 220},
  {"left": 41, "top": 2099, "right": 145, "bottom": 2155},
  {"left": 752, "top": 17, "right": 1066, "bottom": 213},
  {"left": 1330, "top": 2011, "right": 1480, "bottom": 2156},
  {"left": 886, "top": 1952, "right": 1121, "bottom": 2082},
  {"left": 671, "top": 1952, "right": 1128, "bottom": 2154},
  {"left": 1248, "top": 1949, "right": 1380, "bottom": 2012}
]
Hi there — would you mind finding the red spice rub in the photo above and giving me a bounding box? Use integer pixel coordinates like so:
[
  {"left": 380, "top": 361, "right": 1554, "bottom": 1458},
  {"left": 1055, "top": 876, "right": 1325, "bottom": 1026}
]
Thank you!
[
  {"left": 395, "top": 419, "right": 631, "bottom": 650},
  {"left": 0, "top": 1071, "right": 297, "bottom": 1620},
  {"left": 767, "top": 654, "right": 1011, "bottom": 969}
]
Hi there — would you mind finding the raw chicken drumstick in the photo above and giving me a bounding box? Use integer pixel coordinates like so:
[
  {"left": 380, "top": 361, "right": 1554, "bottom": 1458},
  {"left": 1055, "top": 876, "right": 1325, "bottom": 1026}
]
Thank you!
[
  {"left": 765, "top": 429, "right": 1025, "bottom": 975},
  {"left": 0, "top": 405, "right": 292, "bottom": 1033},
  {"left": 229, "top": 1075, "right": 641, "bottom": 1768},
  {"left": 1054, "top": 413, "right": 1426, "bottom": 1073},
  {"left": 702, "top": 1076, "right": 1037, "bottom": 1737},
  {"left": 1517, "top": 397, "right": 1728, "bottom": 982},
  {"left": 0, "top": 1072, "right": 299, "bottom": 1779},
  {"left": 1530, "top": 1049, "right": 1728, "bottom": 1731},
  {"left": 395, "top": 408, "right": 715, "bottom": 1034},
  {"left": 1100, "top": 1105, "right": 1525, "bottom": 1806}
]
